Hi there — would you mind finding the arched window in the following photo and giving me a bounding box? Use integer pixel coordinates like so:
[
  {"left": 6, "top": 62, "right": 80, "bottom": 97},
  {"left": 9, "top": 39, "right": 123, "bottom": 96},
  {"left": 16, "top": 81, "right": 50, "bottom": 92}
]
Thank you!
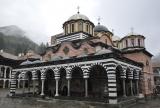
[
  {"left": 131, "top": 39, "right": 135, "bottom": 47},
  {"left": 86, "top": 24, "right": 89, "bottom": 33},
  {"left": 125, "top": 39, "right": 128, "bottom": 47},
  {"left": 65, "top": 26, "right": 68, "bottom": 34},
  {"left": 138, "top": 38, "right": 141, "bottom": 47},
  {"left": 79, "top": 22, "right": 83, "bottom": 31},
  {"left": 71, "top": 23, "right": 74, "bottom": 33}
]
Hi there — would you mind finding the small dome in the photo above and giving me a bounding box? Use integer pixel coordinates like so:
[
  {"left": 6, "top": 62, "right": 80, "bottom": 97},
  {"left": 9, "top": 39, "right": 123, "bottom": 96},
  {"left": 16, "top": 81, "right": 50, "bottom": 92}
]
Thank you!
[
  {"left": 112, "top": 35, "right": 121, "bottom": 41},
  {"left": 94, "top": 24, "right": 109, "bottom": 32},
  {"left": 126, "top": 32, "right": 141, "bottom": 36},
  {"left": 95, "top": 48, "right": 112, "bottom": 55},
  {"left": 68, "top": 13, "right": 89, "bottom": 21},
  {"left": 20, "top": 60, "right": 32, "bottom": 65},
  {"left": 32, "top": 60, "right": 43, "bottom": 64}
]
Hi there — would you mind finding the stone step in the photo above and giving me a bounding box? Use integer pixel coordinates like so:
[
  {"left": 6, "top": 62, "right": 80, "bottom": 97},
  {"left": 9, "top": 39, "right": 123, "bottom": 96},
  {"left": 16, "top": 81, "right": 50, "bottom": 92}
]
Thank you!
[{"left": 119, "top": 97, "right": 137, "bottom": 108}]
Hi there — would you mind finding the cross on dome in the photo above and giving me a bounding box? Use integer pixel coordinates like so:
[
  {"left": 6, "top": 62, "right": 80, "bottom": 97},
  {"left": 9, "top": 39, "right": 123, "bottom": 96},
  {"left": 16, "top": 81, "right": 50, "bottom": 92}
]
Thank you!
[
  {"left": 98, "top": 16, "right": 101, "bottom": 25},
  {"left": 77, "top": 6, "right": 80, "bottom": 14},
  {"left": 131, "top": 27, "right": 134, "bottom": 34}
]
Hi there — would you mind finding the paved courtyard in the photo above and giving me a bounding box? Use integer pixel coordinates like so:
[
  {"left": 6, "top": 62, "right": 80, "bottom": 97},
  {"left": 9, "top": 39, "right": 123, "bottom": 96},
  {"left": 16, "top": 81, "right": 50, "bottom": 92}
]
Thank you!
[
  {"left": 0, "top": 88, "right": 160, "bottom": 108},
  {"left": 130, "top": 98, "right": 160, "bottom": 108}
]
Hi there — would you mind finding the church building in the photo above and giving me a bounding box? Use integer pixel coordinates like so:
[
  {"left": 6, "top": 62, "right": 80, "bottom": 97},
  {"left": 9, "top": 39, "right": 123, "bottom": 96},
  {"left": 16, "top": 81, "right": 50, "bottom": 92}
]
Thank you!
[{"left": 9, "top": 10, "right": 154, "bottom": 104}]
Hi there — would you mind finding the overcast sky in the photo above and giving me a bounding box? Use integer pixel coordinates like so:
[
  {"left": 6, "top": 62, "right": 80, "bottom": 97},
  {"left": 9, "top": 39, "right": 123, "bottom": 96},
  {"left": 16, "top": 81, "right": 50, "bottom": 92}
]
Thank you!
[{"left": 0, "top": 0, "right": 159, "bottom": 56}]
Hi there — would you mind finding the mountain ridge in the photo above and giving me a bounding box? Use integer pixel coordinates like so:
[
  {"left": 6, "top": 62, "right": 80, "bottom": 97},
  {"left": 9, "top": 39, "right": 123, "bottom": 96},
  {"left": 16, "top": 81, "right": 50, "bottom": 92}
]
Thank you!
[{"left": 0, "top": 25, "right": 40, "bottom": 55}]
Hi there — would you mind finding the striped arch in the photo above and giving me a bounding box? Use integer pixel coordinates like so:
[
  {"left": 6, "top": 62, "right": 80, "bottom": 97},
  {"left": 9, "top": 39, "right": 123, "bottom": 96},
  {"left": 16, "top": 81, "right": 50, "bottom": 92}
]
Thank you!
[
  {"left": 133, "top": 69, "right": 140, "bottom": 80},
  {"left": 59, "top": 67, "right": 67, "bottom": 79},
  {"left": 65, "top": 67, "right": 72, "bottom": 79},
  {"left": 53, "top": 67, "right": 60, "bottom": 79},
  {"left": 115, "top": 64, "right": 124, "bottom": 78},
  {"left": 42, "top": 67, "right": 55, "bottom": 79},
  {"left": 13, "top": 71, "right": 20, "bottom": 79},
  {"left": 20, "top": 71, "right": 27, "bottom": 80},
  {"left": 70, "top": 65, "right": 83, "bottom": 78},
  {"left": 24, "top": 71, "right": 32, "bottom": 80},
  {"left": 88, "top": 62, "right": 107, "bottom": 77},
  {"left": 126, "top": 67, "right": 133, "bottom": 79},
  {"left": 81, "top": 64, "right": 90, "bottom": 79},
  {"left": 105, "top": 61, "right": 117, "bottom": 104},
  {"left": 31, "top": 70, "right": 37, "bottom": 80}
]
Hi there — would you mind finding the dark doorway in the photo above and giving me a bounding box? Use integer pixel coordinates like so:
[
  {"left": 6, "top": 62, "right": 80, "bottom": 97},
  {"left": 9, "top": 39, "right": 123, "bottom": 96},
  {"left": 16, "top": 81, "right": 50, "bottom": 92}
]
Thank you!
[
  {"left": 70, "top": 67, "right": 84, "bottom": 97},
  {"left": 44, "top": 69, "right": 55, "bottom": 97},
  {"left": 116, "top": 65, "right": 123, "bottom": 97},
  {"left": 89, "top": 65, "right": 108, "bottom": 99},
  {"left": 59, "top": 68, "right": 67, "bottom": 96}
]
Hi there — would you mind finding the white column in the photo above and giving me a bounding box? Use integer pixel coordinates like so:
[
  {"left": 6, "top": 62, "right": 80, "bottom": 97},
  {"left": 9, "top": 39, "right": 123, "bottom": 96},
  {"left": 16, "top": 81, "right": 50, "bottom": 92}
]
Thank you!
[
  {"left": 67, "top": 78, "right": 71, "bottom": 96},
  {"left": 8, "top": 80, "right": 10, "bottom": 88},
  {"left": 40, "top": 79, "right": 45, "bottom": 96},
  {"left": 85, "top": 78, "right": 88, "bottom": 97},
  {"left": 9, "top": 68, "right": 12, "bottom": 79},
  {"left": 0, "top": 65, "right": 2, "bottom": 77},
  {"left": 18, "top": 79, "right": 20, "bottom": 88},
  {"left": 4, "top": 67, "right": 7, "bottom": 78},
  {"left": 3, "top": 79, "right": 6, "bottom": 88},
  {"left": 55, "top": 78, "right": 59, "bottom": 96},
  {"left": 122, "top": 78, "right": 126, "bottom": 97},
  {"left": 22, "top": 80, "right": 25, "bottom": 94}
]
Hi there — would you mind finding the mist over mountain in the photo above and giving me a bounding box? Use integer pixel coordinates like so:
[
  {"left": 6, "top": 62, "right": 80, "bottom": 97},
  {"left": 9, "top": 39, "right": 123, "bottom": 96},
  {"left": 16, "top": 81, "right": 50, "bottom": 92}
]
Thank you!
[
  {"left": 152, "top": 53, "right": 160, "bottom": 67},
  {"left": 0, "top": 25, "right": 45, "bottom": 55},
  {"left": 0, "top": 25, "right": 25, "bottom": 37}
]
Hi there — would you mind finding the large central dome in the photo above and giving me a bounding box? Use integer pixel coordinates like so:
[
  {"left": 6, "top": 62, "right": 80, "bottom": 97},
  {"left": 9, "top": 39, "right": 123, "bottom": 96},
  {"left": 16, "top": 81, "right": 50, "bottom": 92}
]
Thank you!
[
  {"left": 68, "top": 13, "right": 89, "bottom": 21},
  {"left": 63, "top": 12, "right": 94, "bottom": 36}
]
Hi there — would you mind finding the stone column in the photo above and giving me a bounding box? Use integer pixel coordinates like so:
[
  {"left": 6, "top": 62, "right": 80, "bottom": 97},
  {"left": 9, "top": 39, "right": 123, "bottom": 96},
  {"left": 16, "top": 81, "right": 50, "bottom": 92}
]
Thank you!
[
  {"left": 122, "top": 78, "right": 126, "bottom": 97},
  {"left": 18, "top": 79, "right": 20, "bottom": 88},
  {"left": 130, "top": 80, "right": 133, "bottom": 96},
  {"left": 0, "top": 65, "right": 2, "bottom": 77},
  {"left": 85, "top": 78, "right": 88, "bottom": 97},
  {"left": 4, "top": 67, "right": 6, "bottom": 79},
  {"left": 40, "top": 79, "right": 45, "bottom": 96},
  {"left": 3, "top": 67, "right": 7, "bottom": 88},
  {"left": 8, "top": 80, "right": 10, "bottom": 88},
  {"left": 67, "top": 78, "right": 71, "bottom": 96},
  {"left": 3, "top": 79, "right": 6, "bottom": 88},
  {"left": 22, "top": 80, "right": 25, "bottom": 94},
  {"left": 55, "top": 78, "right": 59, "bottom": 97},
  {"left": 9, "top": 68, "right": 12, "bottom": 79},
  {"left": 136, "top": 80, "right": 139, "bottom": 95}
]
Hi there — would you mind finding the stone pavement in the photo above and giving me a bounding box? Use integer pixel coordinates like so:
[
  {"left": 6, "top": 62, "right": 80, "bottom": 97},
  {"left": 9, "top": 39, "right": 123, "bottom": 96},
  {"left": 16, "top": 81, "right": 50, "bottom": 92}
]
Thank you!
[
  {"left": 0, "top": 88, "right": 160, "bottom": 108},
  {"left": 130, "top": 98, "right": 160, "bottom": 108}
]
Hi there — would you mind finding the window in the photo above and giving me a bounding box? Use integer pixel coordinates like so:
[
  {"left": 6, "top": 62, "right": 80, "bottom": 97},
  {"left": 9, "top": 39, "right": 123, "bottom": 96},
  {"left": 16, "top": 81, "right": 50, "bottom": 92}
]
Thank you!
[
  {"left": 86, "top": 24, "right": 89, "bottom": 32},
  {"left": 65, "top": 26, "right": 68, "bottom": 34},
  {"left": 63, "top": 46, "right": 69, "bottom": 55},
  {"left": 125, "top": 40, "right": 128, "bottom": 47},
  {"left": 71, "top": 23, "right": 74, "bottom": 33},
  {"left": 83, "top": 48, "right": 88, "bottom": 54},
  {"left": 138, "top": 38, "right": 141, "bottom": 47},
  {"left": 131, "top": 39, "right": 134, "bottom": 47},
  {"left": 79, "top": 22, "right": 83, "bottom": 31}
]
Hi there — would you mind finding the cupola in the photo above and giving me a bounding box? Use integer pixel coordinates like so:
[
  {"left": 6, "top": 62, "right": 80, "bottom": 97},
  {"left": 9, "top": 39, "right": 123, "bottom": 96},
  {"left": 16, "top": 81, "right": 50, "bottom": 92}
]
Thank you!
[
  {"left": 120, "top": 30, "right": 145, "bottom": 50},
  {"left": 63, "top": 9, "right": 94, "bottom": 35}
]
